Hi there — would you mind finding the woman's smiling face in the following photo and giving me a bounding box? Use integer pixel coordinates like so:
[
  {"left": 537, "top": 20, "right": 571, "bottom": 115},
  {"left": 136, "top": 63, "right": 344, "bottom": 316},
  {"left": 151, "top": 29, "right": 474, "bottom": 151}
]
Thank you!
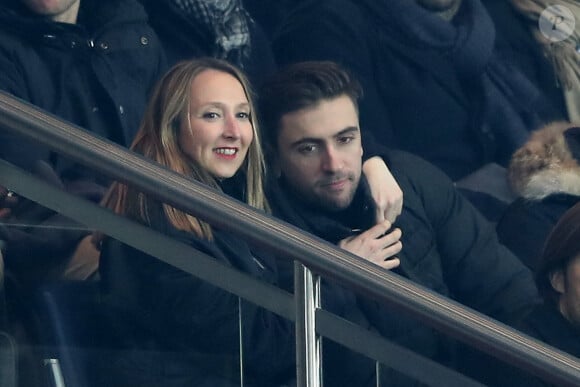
[{"left": 179, "top": 69, "right": 253, "bottom": 179}]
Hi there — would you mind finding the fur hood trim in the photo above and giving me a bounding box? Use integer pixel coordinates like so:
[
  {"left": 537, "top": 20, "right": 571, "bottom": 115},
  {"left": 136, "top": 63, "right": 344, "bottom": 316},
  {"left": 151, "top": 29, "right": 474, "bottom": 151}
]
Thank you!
[{"left": 508, "top": 122, "right": 580, "bottom": 200}]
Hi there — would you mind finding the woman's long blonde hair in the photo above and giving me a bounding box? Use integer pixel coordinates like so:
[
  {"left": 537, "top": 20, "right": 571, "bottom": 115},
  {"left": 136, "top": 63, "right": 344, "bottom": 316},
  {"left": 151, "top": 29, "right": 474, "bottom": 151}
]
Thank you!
[{"left": 103, "top": 58, "right": 269, "bottom": 240}]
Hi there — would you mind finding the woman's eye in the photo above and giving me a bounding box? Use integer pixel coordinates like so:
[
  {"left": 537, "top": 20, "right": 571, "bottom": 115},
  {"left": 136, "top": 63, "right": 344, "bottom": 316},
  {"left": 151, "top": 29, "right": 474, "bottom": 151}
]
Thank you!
[
  {"left": 237, "top": 112, "right": 250, "bottom": 120},
  {"left": 202, "top": 112, "right": 220, "bottom": 120}
]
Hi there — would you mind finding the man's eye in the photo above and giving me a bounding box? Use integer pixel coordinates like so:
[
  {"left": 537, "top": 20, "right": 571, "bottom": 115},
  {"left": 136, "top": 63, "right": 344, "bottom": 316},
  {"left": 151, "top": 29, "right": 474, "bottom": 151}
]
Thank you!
[
  {"left": 298, "top": 144, "right": 317, "bottom": 154},
  {"left": 338, "top": 136, "right": 354, "bottom": 144}
]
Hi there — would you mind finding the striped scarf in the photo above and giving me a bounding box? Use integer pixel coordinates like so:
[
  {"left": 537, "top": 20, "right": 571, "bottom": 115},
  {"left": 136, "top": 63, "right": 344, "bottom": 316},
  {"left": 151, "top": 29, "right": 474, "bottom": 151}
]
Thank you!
[{"left": 170, "top": 0, "right": 251, "bottom": 66}]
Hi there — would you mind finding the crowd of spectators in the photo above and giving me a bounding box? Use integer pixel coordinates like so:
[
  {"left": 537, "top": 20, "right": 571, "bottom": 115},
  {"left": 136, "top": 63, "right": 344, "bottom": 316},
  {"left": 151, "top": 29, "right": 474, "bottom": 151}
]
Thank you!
[{"left": 0, "top": 0, "right": 578, "bottom": 386}]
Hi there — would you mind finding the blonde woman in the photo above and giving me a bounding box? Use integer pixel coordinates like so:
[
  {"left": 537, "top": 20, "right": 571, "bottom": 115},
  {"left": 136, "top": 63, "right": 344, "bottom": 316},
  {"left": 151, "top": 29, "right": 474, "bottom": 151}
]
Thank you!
[{"left": 99, "top": 58, "right": 294, "bottom": 387}]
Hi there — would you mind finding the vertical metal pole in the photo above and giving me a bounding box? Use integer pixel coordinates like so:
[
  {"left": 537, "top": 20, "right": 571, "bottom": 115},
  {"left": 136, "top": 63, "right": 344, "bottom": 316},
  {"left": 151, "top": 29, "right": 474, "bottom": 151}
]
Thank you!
[
  {"left": 295, "top": 262, "right": 322, "bottom": 387},
  {"left": 238, "top": 297, "right": 244, "bottom": 387},
  {"left": 376, "top": 361, "right": 381, "bottom": 387},
  {"left": 43, "top": 358, "right": 65, "bottom": 387}
]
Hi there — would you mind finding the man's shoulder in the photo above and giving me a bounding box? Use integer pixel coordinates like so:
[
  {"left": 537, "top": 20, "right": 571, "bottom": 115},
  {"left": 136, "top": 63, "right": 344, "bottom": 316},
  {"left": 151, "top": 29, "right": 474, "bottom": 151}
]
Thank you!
[
  {"left": 382, "top": 150, "right": 443, "bottom": 179},
  {"left": 380, "top": 150, "right": 455, "bottom": 201}
]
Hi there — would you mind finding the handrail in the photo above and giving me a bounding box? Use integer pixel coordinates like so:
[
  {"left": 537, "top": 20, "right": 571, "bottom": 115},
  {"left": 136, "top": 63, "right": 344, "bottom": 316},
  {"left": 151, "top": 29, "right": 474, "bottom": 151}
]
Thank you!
[
  {"left": 1, "top": 91, "right": 579, "bottom": 385},
  {"left": 0, "top": 159, "right": 485, "bottom": 386}
]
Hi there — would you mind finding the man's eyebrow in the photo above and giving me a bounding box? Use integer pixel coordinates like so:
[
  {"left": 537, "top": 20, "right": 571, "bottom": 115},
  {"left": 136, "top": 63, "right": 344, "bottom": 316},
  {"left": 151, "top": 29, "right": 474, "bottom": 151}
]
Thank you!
[
  {"left": 290, "top": 126, "right": 360, "bottom": 148},
  {"left": 334, "top": 126, "right": 359, "bottom": 137}
]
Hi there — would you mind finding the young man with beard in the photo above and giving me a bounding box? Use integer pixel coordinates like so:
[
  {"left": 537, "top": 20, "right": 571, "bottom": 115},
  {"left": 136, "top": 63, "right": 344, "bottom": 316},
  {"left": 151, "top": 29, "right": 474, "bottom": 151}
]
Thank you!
[
  {"left": 272, "top": 0, "right": 555, "bottom": 220},
  {"left": 259, "top": 61, "right": 540, "bottom": 380}
]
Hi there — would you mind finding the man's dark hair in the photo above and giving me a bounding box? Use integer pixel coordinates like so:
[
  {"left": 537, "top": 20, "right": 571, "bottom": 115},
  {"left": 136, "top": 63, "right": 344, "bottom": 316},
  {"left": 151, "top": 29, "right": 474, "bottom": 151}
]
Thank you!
[
  {"left": 258, "top": 61, "right": 362, "bottom": 151},
  {"left": 536, "top": 201, "right": 580, "bottom": 305}
]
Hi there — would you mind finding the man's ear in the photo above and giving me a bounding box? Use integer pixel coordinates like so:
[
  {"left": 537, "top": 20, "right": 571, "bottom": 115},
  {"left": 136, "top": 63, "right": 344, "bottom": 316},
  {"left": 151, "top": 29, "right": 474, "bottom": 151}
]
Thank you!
[{"left": 549, "top": 269, "right": 566, "bottom": 294}]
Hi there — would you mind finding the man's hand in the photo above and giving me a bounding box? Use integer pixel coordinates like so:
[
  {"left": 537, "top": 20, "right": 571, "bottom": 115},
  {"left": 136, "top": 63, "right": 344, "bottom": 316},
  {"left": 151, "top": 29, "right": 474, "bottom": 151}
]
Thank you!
[
  {"left": 338, "top": 220, "right": 402, "bottom": 270},
  {"left": 362, "top": 156, "right": 403, "bottom": 223}
]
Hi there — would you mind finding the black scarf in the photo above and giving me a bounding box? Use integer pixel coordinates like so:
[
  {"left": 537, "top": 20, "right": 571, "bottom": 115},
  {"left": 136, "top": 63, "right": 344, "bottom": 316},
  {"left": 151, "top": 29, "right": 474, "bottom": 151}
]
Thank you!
[
  {"left": 359, "top": 0, "right": 543, "bottom": 162},
  {"left": 269, "top": 176, "right": 376, "bottom": 245}
]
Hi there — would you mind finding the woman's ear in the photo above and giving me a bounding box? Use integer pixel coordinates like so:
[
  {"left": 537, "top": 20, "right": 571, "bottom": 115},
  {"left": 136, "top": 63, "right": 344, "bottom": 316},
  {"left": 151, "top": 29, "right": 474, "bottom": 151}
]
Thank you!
[{"left": 549, "top": 268, "right": 566, "bottom": 294}]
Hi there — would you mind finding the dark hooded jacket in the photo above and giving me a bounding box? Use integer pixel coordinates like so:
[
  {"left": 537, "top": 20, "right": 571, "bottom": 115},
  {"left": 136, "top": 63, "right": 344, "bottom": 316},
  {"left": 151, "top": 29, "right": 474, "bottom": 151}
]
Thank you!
[{"left": 0, "top": 0, "right": 166, "bottom": 269}]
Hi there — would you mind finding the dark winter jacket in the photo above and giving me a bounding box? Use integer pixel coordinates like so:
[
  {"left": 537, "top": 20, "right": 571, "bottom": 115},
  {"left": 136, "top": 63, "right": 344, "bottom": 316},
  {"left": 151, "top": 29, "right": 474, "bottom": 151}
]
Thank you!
[
  {"left": 483, "top": 0, "right": 568, "bottom": 122},
  {"left": 483, "top": 303, "right": 580, "bottom": 387},
  {"left": 497, "top": 194, "right": 580, "bottom": 271},
  {"left": 0, "top": 0, "right": 166, "bottom": 267},
  {"left": 137, "top": 0, "right": 276, "bottom": 87},
  {"left": 269, "top": 150, "right": 540, "bottom": 326},
  {"left": 0, "top": 0, "right": 166, "bottom": 149},
  {"left": 98, "top": 194, "right": 296, "bottom": 386},
  {"left": 273, "top": 0, "right": 549, "bottom": 181}
]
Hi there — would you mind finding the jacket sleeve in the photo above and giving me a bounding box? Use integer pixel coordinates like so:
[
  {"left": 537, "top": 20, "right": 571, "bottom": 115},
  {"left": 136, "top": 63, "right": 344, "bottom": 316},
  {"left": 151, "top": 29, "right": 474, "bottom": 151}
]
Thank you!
[
  {"left": 392, "top": 151, "right": 539, "bottom": 324},
  {"left": 272, "top": 0, "right": 397, "bottom": 149},
  {"left": 102, "top": 237, "right": 296, "bottom": 380}
]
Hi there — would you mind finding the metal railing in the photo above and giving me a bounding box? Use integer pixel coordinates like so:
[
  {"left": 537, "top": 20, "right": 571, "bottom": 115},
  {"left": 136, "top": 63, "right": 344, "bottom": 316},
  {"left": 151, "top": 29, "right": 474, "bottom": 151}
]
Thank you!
[{"left": 1, "top": 90, "right": 579, "bottom": 386}]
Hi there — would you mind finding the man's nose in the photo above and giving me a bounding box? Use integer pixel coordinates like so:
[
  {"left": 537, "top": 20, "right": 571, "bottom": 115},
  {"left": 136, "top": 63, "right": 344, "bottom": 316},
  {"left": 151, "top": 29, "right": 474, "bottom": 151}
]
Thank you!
[{"left": 321, "top": 146, "right": 342, "bottom": 172}]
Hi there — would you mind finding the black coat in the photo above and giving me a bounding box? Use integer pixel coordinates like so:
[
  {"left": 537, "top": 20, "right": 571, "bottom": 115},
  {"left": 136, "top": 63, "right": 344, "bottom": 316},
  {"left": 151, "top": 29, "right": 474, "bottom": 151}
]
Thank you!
[
  {"left": 137, "top": 0, "right": 276, "bottom": 87},
  {"left": 497, "top": 194, "right": 580, "bottom": 271},
  {"left": 273, "top": 0, "right": 548, "bottom": 181},
  {"left": 0, "top": 0, "right": 166, "bottom": 268},
  {"left": 483, "top": 0, "right": 568, "bottom": 122},
  {"left": 99, "top": 213, "right": 296, "bottom": 386},
  {"left": 269, "top": 150, "right": 540, "bottom": 325},
  {"left": 268, "top": 151, "right": 541, "bottom": 384},
  {"left": 482, "top": 304, "right": 580, "bottom": 387},
  {"left": 0, "top": 0, "right": 166, "bottom": 149}
]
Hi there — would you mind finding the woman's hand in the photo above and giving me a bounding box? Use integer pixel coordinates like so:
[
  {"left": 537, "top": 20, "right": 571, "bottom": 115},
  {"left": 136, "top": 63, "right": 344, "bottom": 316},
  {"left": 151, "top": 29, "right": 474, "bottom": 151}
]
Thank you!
[{"left": 362, "top": 156, "right": 403, "bottom": 223}]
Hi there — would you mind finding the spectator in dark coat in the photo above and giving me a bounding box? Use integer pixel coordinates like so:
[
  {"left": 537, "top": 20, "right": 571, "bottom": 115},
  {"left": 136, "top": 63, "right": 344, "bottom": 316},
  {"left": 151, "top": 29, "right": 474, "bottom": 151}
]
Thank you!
[
  {"left": 138, "top": 0, "right": 276, "bottom": 87},
  {"left": 489, "top": 201, "right": 580, "bottom": 387},
  {"left": 497, "top": 122, "right": 580, "bottom": 271},
  {"left": 0, "top": 0, "right": 166, "bottom": 283},
  {"left": 259, "top": 61, "right": 541, "bottom": 380},
  {"left": 98, "top": 58, "right": 296, "bottom": 386},
  {"left": 484, "top": 0, "right": 579, "bottom": 123},
  {"left": 526, "top": 200, "right": 580, "bottom": 358},
  {"left": 271, "top": 0, "right": 552, "bottom": 217}
]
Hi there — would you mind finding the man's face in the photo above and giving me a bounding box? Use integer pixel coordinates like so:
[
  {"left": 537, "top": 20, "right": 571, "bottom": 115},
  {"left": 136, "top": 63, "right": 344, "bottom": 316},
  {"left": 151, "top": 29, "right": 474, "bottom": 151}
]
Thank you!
[
  {"left": 276, "top": 95, "right": 363, "bottom": 212},
  {"left": 21, "top": 0, "right": 80, "bottom": 23},
  {"left": 553, "top": 254, "right": 580, "bottom": 328}
]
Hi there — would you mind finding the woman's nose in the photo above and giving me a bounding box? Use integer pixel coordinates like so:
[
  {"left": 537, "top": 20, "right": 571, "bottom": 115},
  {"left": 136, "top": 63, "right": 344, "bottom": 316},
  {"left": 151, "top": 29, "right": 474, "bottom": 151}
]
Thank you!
[{"left": 223, "top": 114, "right": 241, "bottom": 139}]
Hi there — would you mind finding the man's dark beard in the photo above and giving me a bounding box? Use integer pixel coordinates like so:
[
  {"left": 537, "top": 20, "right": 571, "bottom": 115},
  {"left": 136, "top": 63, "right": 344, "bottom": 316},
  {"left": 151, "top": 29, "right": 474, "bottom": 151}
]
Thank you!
[{"left": 307, "top": 173, "right": 359, "bottom": 213}]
